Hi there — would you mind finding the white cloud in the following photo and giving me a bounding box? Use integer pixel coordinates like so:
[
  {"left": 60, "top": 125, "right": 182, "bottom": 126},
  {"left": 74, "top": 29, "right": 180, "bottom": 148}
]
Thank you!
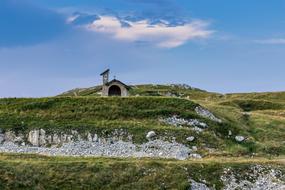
[
  {"left": 255, "top": 38, "right": 285, "bottom": 45},
  {"left": 82, "top": 16, "right": 213, "bottom": 48}
]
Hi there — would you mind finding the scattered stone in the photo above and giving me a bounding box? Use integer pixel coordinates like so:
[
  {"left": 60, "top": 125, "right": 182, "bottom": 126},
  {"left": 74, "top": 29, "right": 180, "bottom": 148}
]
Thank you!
[
  {"left": 160, "top": 116, "right": 208, "bottom": 129},
  {"left": 146, "top": 131, "right": 156, "bottom": 139},
  {"left": 189, "top": 153, "right": 202, "bottom": 159},
  {"left": 195, "top": 106, "right": 222, "bottom": 123},
  {"left": 0, "top": 139, "right": 193, "bottom": 160},
  {"left": 186, "top": 136, "right": 195, "bottom": 142},
  {"left": 221, "top": 165, "right": 285, "bottom": 190},
  {"left": 235, "top": 135, "right": 245, "bottom": 142}
]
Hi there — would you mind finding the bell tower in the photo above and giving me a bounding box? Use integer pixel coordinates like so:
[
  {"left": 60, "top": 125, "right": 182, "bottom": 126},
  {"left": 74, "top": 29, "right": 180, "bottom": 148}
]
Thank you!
[{"left": 100, "top": 69, "right": 110, "bottom": 85}]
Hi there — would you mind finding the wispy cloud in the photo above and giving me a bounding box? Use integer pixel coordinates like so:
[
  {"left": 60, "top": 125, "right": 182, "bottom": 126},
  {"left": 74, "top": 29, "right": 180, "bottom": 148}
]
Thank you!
[
  {"left": 69, "top": 15, "right": 213, "bottom": 48},
  {"left": 254, "top": 38, "right": 285, "bottom": 45}
]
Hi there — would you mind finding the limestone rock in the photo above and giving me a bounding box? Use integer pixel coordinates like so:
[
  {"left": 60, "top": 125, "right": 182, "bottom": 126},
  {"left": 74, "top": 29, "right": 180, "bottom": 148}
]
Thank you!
[
  {"left": 235, "top": 135, "right": 245, "bottom": 142},
  {"left": 87, "top": 132, "right": 93, "bottom": 142},
  {"left": 39, "top": 129, "right": 46, "bottom": 146},
  {"left": 186, "top": 136, "right": 195, "bottom": 142},
  {"left": 146, "top": 131, "right": 156, "bottom": 139},
  {"left": 189, "top": 153, "right": 202, "bottom": 159},
  {"left": 28, "top": 129, "right": 40, "bottom": 146},
  {"left": 93, "top": 134, "right": 98, "bottom": 142},
  {"left": 52, "top": 134, "right": 61, "bottom": 144},
  {"left": 161, "top": 116, "right": 208, "bottom": 129}
]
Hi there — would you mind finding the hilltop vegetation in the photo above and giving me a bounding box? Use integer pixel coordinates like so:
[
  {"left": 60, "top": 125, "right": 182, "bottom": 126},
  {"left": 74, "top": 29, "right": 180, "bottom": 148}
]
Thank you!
[
  {"left": 0, "top": 84, "right": 284, "bottom": 189},
  {"left": 58, "top": 84, "right": 285, "bottom": 156}
]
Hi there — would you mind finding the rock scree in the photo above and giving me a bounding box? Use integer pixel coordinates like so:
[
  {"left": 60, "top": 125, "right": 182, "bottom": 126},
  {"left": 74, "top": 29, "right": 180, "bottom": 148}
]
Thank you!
[{"left": 0, "top": 129, "right": 200, "bottom": 160}]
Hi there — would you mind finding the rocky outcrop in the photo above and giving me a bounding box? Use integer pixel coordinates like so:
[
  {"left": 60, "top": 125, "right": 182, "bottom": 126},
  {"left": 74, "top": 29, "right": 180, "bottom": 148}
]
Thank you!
[
  {"left": 160, "top": 116, "right": 208, "bottom": 131},
  {"left": 195, "top": 106, "right": 222, "bottom": 123},
  {"left": 0, "top": 128, "right": 201, "bottom": 160}
]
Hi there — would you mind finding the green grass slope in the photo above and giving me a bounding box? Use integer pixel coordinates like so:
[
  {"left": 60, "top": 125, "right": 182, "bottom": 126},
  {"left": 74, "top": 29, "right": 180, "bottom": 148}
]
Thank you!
[{"left": 0, "top": 154, "right": 284, "bottom": 190}]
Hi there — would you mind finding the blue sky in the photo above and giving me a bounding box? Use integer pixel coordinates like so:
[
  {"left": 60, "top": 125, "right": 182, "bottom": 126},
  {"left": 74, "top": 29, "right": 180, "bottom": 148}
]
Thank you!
[{"left": 1, "top": 0, "right": 285, "bottom": 97}]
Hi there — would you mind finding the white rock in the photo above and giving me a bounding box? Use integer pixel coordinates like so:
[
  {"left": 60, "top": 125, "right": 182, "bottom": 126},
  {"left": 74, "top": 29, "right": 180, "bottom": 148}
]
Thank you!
[
  {"left": 93, "top": 134, "right": 98, "bottom": 142},
  {"left": 228, "top": 130, "right": 232, "bottom": 136},
  {"left": 28, "top": 129, "right": 40, "bottom": 146},
  {"left": 87, "top": 132, "right": 93, "bottom": 142},
  {"left": 186, "top": 136, "right": 195, "bottom": 142},
  {"left": 189, "top": 153, "right": 202, "bottom": 159},
  {"left": 235, "top": 136, "right": 245, "bottom": 142},
  {"left": 146, "top": 131, "right": 156, "bottom": 139},
  {"left": 192, "top": 146, "right": 198, "bottom": 152}
]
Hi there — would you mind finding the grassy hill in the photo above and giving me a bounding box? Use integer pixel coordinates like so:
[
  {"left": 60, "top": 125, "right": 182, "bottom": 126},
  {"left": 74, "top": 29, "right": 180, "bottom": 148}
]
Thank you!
[
  {"left": 57, "top": 84, "right": 285, "bottom": 156},
  {"left": 0, "top": 84, "right": 284, "bottom": 189}
]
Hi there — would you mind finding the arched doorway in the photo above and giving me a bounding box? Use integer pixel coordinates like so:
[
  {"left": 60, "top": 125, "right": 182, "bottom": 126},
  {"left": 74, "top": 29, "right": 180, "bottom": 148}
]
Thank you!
[{"left": 108, "top": 85, "right": 121, "bottom": 96}]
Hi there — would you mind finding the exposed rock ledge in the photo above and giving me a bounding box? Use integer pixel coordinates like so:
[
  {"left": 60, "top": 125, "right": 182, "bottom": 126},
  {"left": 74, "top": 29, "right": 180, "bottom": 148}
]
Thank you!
[{"left": 0, "top": 129, "right": 200, "bottom": 160}]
